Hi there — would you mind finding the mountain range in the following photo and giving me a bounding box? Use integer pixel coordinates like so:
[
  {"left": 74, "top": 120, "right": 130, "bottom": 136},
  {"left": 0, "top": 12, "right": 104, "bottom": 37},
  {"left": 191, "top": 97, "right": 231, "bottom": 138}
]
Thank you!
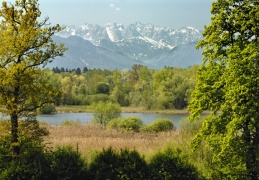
[{"left": 49, "top": 22, "right": 203, "bottom": 70}]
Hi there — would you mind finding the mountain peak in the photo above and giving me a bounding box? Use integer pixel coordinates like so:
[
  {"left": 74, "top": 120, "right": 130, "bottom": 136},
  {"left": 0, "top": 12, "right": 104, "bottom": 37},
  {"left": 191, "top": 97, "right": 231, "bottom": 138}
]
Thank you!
[
  {"left": 52, "top": 22, "right": 202, "bottom": 70},
  {"left": 56, "top": 22, "right": 202, "bottom": 46}
]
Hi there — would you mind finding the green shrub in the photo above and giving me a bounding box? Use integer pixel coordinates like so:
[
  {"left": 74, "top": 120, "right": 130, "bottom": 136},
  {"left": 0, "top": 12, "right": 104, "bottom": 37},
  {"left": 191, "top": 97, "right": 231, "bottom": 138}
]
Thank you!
[
  {"left": 38, "top": 121, "right": 49, "bottom": 126},
  {"left": 148, "top": 148, "right": 202, "bottom": 180},
  {"left": 39, "top": 103, "right": 56, "bottom": 114},
  {"left": 61, "top": 119, "right": 81, "bottom": 126},
  {"left": 0, "top": 124, "right": 88, "bottom": 179},
  {"left": 0, "top": 138, "right": 53, "bottom": 180},
  {"left": 0, "top": 117, "right": 52, "bottom": 179},
  {"left": 106, "top": 117, "right": 121, "bottom": 129},
  {"left": 50, "top": 146, "right": 88, "bottom": 180},
  {"left": 88, "top": 148, "right": 147, "bottom": 179},
  {"left": 144, "top": 118, "right": 175, "bottom": 132},
  {"left": 108, "top": 116, "right": 144, "bottom": 132}
]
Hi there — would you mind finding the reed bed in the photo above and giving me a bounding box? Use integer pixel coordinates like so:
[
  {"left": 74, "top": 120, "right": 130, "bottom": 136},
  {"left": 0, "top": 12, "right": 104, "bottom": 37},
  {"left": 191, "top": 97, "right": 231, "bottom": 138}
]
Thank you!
[{"left": 43, "top": 124, "right": 181, "bottom": 162}]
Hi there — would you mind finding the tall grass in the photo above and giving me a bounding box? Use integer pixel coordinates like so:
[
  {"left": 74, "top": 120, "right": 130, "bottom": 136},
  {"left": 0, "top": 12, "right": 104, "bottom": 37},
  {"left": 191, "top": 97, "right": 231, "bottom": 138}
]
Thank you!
[{"left": 43, "top": 124, "right": 181, "bottom": 163}]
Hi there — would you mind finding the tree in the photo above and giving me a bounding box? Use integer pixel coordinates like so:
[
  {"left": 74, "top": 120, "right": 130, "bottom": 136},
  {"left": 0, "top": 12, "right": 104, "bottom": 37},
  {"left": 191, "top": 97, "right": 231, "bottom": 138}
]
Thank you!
[
  {"left": 91, "top": 101, "right": 121, "bottom": 126},
  {"left": 153, "top": 68, "right": 191, "bottom": 109},
  {"left": 96, "top": 82, "right": 110, "bottom": 94},
  {"left": 0, "top": 0, "right": 66, "bottom": 156},
  {"left": 188, "top": 0, "right": 259, "bottom": 179}
]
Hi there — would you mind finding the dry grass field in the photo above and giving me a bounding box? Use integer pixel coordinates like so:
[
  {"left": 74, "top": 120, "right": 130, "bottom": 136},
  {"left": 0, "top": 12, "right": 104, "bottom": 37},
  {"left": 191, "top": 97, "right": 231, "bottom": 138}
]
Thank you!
[{"left": 43, "top": 124, "right": 184, "bottom": 162}]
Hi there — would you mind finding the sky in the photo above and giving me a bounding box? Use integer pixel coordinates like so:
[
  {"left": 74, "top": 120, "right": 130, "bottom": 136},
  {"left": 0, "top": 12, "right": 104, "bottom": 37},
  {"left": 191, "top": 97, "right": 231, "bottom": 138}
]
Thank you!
[{"left": 39, "top": 0, "right": 214, "bottom": 30}]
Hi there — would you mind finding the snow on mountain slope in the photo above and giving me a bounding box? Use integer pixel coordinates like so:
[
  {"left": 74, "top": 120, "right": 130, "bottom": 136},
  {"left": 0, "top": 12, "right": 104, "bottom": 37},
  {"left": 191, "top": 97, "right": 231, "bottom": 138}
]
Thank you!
[
  {"left": 52, "top": 22, "right": 203, "bottom": 70},
  {"left": 57, "top": 22, "right": 202, "bottom": 48},
  {"left": 50, "top": 36, "right": 147, "bottom": 70}
]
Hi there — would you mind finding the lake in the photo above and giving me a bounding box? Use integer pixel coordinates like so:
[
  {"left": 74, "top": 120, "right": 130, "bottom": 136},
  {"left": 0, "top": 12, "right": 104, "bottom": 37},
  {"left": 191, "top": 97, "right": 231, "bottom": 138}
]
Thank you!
[{"left": 37, "top": 113, "right": 190, "bottom": 129}]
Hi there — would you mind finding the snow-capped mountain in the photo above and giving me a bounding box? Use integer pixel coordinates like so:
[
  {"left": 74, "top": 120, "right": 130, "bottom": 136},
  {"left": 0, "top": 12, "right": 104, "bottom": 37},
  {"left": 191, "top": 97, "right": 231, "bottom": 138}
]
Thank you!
[
  {"left": 57, "top": 22, "right": 201, "bottom": 46},
  {"left": 51, "top": 22, "right": 203, "bottom": 70}
]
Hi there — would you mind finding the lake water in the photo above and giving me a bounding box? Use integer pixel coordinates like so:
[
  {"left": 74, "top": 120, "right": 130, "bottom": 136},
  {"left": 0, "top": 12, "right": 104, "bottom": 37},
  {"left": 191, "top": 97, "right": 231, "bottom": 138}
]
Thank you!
[{"left": 37, "top": 113, "right": 190, "bottom": 129}]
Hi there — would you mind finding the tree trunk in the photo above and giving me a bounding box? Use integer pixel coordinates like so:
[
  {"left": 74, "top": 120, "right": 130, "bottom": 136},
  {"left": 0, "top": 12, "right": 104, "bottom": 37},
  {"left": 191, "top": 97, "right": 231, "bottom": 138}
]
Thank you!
[{"left": 11, "top": 113, "right": 20, "bottom": 156}]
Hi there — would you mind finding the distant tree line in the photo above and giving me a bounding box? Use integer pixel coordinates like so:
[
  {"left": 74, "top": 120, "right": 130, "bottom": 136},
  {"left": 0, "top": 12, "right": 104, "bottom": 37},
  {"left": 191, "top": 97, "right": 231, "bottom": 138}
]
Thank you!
[
  {"left": 52, "top": 66, "right": 89, "bottom": 74},
  {"left": 46, "top": 64, "right": 198, "bottom": 110}
]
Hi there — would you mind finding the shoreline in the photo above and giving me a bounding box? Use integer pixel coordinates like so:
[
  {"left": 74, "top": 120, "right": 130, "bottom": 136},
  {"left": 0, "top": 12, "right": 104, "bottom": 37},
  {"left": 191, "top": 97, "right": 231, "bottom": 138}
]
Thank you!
[{"left": 55, "top": 106, "right": 191, "bottom": 115}]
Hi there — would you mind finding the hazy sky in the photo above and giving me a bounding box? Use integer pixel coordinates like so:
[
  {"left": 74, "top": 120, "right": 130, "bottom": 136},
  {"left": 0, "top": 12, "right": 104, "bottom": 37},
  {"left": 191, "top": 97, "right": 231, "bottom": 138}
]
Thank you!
[{"left": 39, "top": 0, "right": 214, "bottom": 30}]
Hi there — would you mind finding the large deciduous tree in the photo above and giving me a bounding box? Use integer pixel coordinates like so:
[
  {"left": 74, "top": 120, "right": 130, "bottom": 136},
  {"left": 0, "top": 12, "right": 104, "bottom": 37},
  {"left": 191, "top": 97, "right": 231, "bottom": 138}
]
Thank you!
[
  {"left": 188, "top": 0, "right": 259, "bottom": 179},
  {"left": 0, "top": 0, "right": 66, "bottom": 156}
]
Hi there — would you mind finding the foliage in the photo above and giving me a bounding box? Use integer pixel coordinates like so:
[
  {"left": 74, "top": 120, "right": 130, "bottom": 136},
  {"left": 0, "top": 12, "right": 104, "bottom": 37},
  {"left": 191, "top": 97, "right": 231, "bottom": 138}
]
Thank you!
[
  {"left": 0, "top": 0, "right": 66, "bottom": 155},
  {"left": 88, "top": 148, "right": 148, "bottom": 179},
  {"left": 50, "top": 146, "right": 88, "bottom": 180},
  {"left": 0, "top": 127, "right": 205, "bottom": 179},
  {"left": 179, "top": 118, "right": 218, "bottom": 178},
  {"left": 107, "top": 116, "right": 144, "bottom": 132},
  {"left": 0, "top": 135, "right": 52, "bottom": 179},
  {"left": 51, "top": 65, "right": 197, "bottom": 109},
  {"left": 188, "top": 0, "right": 259, "bottom": 179},
  {"left": 18, "top": 117, "right": 49, "bottom": 143},
  {"left": 96, "top": 82, "right": 110, "bottom": 94},
  {"left": 0, "top": 140, "right": 88, "bottom": 179},
  {"left": 39, "top": 103, "right": 56, "bottom": 114},
  {"left": 152, "top": 67, "right": 195, "bottom": 109},
  {"left": 0, "top": 119, "right": 10, "bottom": 136},
  {"left": 0, "top": 118, "right": 49, "bottom": 149},
  {"left": 88, "top": 94, "right": 110, "bottom": 104},
  {"left": 61, "top": 119, "right": 81, "bottom": 126},
  {"left": 148, "top": 147, "right": 202, "bottom": 180},
  {"left": 143, "top": 118, "right": 175, "bottom": 132},
  {"left": 91, "top": 101, "right": 121, "bottom": 126},
  {"left": 179, "top": 118, "right": 204, "bottom": 137}
]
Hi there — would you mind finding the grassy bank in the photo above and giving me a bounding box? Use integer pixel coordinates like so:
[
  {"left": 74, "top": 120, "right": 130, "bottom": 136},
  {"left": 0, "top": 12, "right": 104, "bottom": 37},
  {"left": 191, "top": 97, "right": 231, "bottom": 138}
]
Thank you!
[{"left": 55, "top": 105, "right": 190, "bottom": 114}]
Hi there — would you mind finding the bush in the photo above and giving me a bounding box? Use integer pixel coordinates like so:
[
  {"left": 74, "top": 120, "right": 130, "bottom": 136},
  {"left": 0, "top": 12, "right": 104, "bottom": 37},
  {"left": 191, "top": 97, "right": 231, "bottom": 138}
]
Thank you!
[
  {"left": 88, "top": 148, "right": 148, "bottom": 179},
  {"left": 148, "top": 148, "right": 202, "bottom": 180},
  {"left": 61, "top": 119, "right": 81, "bottom": 126},
  {"left": 0, "top": 138, "right": 53, "bottom": 179},
  {"left": 39, "top": 103, "right": 56, "bottom": 114},
  {"left": 50, "top": 146, "right": 88, "bottom": 179},
  {"left": 0, "top": 122, "right": 88, "bottom": 179},
  {"left": 144, "top": 118, "right": 175, "bottom": 132},
  {"left": 0, "top": 117, "right": 52, "bottom": 179},
  {"left": 0, "top": 142, "right": 88, "bottom": 180},
  {"left": 107, "top": 116, "right": 144, "bottom": 132}
]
